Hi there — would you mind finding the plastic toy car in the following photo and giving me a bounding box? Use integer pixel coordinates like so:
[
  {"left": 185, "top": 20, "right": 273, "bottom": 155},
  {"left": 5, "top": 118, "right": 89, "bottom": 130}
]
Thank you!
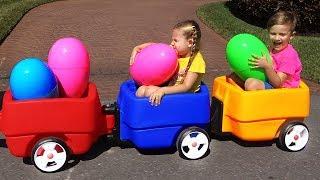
[
  {"left": 0, "top": 80, "right": 211, "bottom": 172},
  {"left": 210, "top": 76, "right": 310, "bottom": 152},
  {"left": 0, "top": 75, "right": 311, "bottom": 173},
  {"left": 0, "top": 83, "right": 115, "bottom": 172},
  {"left": 117, "top": 80, "right": 211, "bottom": 160}
]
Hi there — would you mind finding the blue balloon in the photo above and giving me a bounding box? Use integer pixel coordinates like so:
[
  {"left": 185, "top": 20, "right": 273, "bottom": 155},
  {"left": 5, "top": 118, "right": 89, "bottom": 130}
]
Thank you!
[{"left": 9, "top": 57, "right": 59, "bottom": 100}]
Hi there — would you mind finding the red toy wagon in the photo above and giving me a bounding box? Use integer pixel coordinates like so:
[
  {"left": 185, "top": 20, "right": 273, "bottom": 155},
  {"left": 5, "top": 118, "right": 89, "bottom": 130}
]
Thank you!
[{"left": 0, "top": 83, "right": 115, "bottom": 172}]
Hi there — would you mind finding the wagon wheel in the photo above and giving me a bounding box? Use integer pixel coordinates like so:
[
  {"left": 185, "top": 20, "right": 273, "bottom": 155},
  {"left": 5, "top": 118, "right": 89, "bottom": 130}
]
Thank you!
[
  {"left": 278, "top": 122, "right": 309, "bottom": 152},
  {"left": 176, "top": 127, "right": 210, "bottom": 160},
  {"left": 31, "top": 138, "right": 69, "bottom": 173}
]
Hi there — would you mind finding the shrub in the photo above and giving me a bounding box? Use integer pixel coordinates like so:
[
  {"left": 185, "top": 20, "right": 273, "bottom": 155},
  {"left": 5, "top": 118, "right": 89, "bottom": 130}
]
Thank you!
[{"left": 227, "top": 0, "right": 320, "bottom": 35}]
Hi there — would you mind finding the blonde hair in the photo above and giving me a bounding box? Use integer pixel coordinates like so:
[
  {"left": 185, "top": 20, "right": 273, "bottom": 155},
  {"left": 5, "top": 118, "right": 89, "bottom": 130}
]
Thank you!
[
  {"left": 173, "top": 20, "right": 201, "bottom": 81},
  {"left": 267, "top": 11, "right": 297, "bottom": 33}
]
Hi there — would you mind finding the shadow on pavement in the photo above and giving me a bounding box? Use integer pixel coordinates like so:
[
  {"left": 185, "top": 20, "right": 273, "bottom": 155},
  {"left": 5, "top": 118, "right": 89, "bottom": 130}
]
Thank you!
[
  {"left": 137, "top": 144, "right": 211, "bottom": 160},
  {"left": 78, "top": 135, "right": 119, "bottom": 161},
  {"left": 137, "top": 147, "right": 177, "bottom": 156},
  {"left": 0, "top": 139, "right": 7, "bottom": 148},
  {"left": 23, "top": 156, "right": 80, "bottom": 172},
  {"left": 212, "top": 133, "right": 274, "bottom": 147},
  {"left": 0, "top": 91, "right": 4, "bottom": 111}
]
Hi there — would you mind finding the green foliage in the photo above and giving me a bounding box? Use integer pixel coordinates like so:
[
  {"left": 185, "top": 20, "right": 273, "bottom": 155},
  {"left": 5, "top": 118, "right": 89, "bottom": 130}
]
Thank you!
[
  {"left": 197, "top": 2, "right": 320, "bottom": 83},
  {"left": 0, "top": 0, "right": 57, "bottom": 44},
  {"left": 227, "top": 0, "right": 320, "bottom": 35}
]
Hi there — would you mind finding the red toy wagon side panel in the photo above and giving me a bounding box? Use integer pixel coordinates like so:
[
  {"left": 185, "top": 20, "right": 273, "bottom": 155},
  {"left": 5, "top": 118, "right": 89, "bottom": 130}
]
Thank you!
[
  {"left": 1, "top": 83, "right": 104, "bottom": 136},
  {"left": 5, "top": 133, "right": 98, "bottom": 157},
  {"left": 0, "top": 83, "right": 115, "bottom": 157}
]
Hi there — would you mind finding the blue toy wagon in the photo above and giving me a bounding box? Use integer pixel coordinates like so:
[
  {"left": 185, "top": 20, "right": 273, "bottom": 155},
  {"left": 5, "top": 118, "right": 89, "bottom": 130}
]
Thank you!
[{"left": 117, "top": 80, "right": 211, "bottom": 159}]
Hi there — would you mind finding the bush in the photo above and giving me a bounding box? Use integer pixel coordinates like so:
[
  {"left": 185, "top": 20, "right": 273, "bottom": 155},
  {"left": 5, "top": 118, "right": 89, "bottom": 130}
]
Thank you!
[{"left": 227, "top": 0, "right": 320, "bottom": 35}]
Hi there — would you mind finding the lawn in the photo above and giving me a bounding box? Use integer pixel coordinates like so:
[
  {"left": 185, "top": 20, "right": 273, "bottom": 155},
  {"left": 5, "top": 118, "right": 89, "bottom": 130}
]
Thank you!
[
  {"left": 0, "top": 0, "right": 57, "bottom": 44},
  {"left": 197, "top": 2, "right": 320, "bottom": 83}
]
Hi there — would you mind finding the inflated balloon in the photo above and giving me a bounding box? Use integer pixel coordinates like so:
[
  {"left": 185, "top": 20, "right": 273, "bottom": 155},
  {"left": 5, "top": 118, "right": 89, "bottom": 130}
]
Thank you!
[
  {"left": 226, "top": 33, "right": 271, "bottom": 81},
  {"left": 48, "top": 37, "right": 90, "bottom": 98},
  {"left": 130, "top": 43, "right": 178, "bottom": 86},
  {"left": 9, "top": 58, "right": 59, "bottom": 100}
]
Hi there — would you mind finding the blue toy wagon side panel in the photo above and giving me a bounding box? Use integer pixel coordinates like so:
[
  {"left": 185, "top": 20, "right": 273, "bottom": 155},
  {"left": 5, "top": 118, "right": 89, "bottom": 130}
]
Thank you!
[
  {"left": 120, "top": 122, "right": 182, "bottom": 148},
  {"left": 117, "top": 80, "right": 210, "bottom": 149}
]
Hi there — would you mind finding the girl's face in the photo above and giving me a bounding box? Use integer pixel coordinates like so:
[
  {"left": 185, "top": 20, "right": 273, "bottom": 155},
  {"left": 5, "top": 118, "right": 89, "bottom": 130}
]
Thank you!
[
  {"left": 268, "top": 24, "right": 294, "bottom": 53},
  {"left": 170, "top": 28, "right": 192, "bottom": 58}
]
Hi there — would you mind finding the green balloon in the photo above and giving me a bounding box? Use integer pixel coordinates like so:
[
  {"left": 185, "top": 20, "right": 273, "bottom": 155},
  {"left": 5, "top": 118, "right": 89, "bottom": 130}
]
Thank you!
[{"left": 226, "top": 33, "right": 271, "bottom": 81}]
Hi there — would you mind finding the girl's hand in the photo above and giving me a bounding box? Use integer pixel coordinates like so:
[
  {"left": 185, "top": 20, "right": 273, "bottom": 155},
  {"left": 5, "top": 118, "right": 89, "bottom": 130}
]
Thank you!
[
  {"left": 149, "top": 88, "right": 165, "bottom": 106},
  {"left": 129, "top": 43, "right": 154, "bottom": 65},
  {"left": 129, "top": 46, "right": 142, "bottom": 66},
  {"left": 249, "top": 53, "right": 272, "bottom": 70}
]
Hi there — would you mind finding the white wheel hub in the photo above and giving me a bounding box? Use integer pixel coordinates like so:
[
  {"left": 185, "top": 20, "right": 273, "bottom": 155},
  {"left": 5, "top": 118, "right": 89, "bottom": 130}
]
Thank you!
[
  {"left": 33, "top": 141, "right": 67, "bottom": 172},
  {"left": 284, "top": 124, "right": 309, "bottom": 151},
  {"left": 180, "top": 131, "right": 209, "bottom": 159}
]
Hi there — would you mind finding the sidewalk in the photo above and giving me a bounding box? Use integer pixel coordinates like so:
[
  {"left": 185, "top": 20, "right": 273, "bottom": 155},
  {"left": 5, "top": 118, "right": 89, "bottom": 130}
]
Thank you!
[{"left": 0, "top": 0, "right": 319, "bottom": 102}]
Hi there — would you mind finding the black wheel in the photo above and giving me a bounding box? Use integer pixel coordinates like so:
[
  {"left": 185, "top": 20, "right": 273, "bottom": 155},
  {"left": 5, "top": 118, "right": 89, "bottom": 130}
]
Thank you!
[
  {"left": 278, "top": 122, "right": 309, "bottom": 152},
  {"left": 176, "top": 127, "right": 210, "bottom": 160},
  {"left": 31, "top": 137, "right": 69, "bottom": 173}
]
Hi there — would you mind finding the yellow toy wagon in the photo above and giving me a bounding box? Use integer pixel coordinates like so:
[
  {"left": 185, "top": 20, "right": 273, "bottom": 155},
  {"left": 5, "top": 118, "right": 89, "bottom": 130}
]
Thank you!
[{"left": 211, "top": 76, "right": 310, "bottom": 151}]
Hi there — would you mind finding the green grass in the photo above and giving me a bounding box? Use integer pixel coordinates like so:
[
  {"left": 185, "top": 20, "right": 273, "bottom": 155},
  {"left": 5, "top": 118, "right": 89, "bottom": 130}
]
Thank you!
[
  {"left": 197, "top": 2, "right": 320, "bottom": 83},
  {"left": 0, "top": 0, "right": 57, "bottom": 44}
]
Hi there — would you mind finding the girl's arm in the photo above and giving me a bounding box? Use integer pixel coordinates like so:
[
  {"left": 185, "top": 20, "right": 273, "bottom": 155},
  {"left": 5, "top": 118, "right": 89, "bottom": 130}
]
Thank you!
[
  {"left": 250, "top": 54, "right": 287, "bottom": 88},
  {"left": 264, "top": 66, "right": 288, "bottom": 88},
  {"left": 130, "top": 42, "right": 154, "bottom": 65},
  {"left": 148, "top": 72, "right": 199, "bottom": 106}
]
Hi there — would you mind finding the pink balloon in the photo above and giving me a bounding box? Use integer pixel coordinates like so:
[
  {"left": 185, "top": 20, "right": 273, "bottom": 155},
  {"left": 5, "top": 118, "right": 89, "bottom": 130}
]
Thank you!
[
  {"left": 48, "top": 37, "right": 90, "bottom": 98},
  {"left": 130, "top": 43, "right": 178, "bottom": 86}
]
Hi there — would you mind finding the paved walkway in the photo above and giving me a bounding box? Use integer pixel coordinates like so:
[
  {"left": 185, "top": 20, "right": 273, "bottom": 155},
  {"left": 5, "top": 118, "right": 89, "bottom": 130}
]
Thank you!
[{"left": 0, "top": 0, "right": 319, "bottom": 101}]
